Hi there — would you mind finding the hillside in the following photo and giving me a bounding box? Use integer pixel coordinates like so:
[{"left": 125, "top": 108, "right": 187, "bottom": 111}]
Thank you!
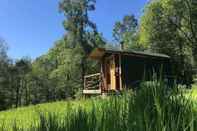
[
  {"left": 0, "top": 83, "right": 197, "bottom": 131},
  {"left": 0, "top": 99, "right": 94, "bottom": 130}
]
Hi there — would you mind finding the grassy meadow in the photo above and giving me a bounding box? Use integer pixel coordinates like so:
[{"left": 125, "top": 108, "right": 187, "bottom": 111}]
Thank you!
[
  {"left": 0, "top": 100, "right": 95, "bottom": 130},
  {"left": 0, "top": 82, "right": 197, "bottom": 131},
  {"left": 189, "top": 84, "right": 197, "bottom": 100}
]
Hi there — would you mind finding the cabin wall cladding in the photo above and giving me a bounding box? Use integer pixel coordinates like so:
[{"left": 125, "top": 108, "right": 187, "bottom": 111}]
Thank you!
[{"left": 121, "top": 55, "right": 171, "bottom": 88}]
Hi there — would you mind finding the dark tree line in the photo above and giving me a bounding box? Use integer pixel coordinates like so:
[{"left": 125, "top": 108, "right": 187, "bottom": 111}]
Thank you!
[{"left": 0, "top": 39, "right": 31, "bottom": 110}]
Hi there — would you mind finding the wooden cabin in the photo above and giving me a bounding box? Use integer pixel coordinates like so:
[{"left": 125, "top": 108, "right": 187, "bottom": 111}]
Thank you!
[{"left": 83, "top": 48, "right": 171, "bottom": 95}]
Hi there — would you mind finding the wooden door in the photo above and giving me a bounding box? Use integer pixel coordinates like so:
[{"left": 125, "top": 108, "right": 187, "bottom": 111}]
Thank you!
[
  {"left": 110, "top": 56, "right": 116, "bottom": 90},
  {"left": 105, "top": 59, "right": 111, "bottom": 90},
  {"left": 115, "top": 55, "right": 120, "bottom": 90}
]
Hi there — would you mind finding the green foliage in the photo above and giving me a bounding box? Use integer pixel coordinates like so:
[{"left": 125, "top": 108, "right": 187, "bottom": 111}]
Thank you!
[
  {"left": 0, "top": 80, "right": 197, "bottom": 131},
  {"left": 14, "top": 58, "right": 32, "bottom": 107},
  {"left": 0, "top": 28, "right": 105, "bottom": 110},
  {"left": 60, "top": 0, "right": 99, "bottom": 54},
  {"left": 113, "top": 15, "right": 137, "bottom": 42},
  {"left": 0, "top": 39, "right": 11, "bottom": 110},
  {"left": 59, "top": 0, "right": 105, "bottom": 95},
  {"left": 1, "top": 0, "right": 107, "bottom": 107},
  {"left": 139, "top": 0, "right": 197, "bottom": 86},
  {"left": 112, "top": 15, "right": 145, "bottom": 50}
]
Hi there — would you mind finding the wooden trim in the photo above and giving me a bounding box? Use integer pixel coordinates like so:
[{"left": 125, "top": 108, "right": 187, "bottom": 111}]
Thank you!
[
  {"left": 83, "top": 89, "right": 102, "bottom": 94},
  {"left": 84, "top": 73, "right": 101, "bottom": 78},
  {"left": 103, "top": 58, "right": 108, "bottom": 91},
  {"left": 84, "top": 73, "right": 101, "bottom": 90},
  {"left": 100, "top": 60, "right": 105, "bottom": 92},
  {"left": 110, "top": 55, "right": 116, "bottom": 90},
  {"left": 84, "top": 76, "right": 86, "bottom": 90},
  {"left": 88, "top": 48, "right": 170, "bottom": 61},
  {"left": 106, "top": 49, "right": 170, "bottom": 59},
  {"left": 119, "top": 54, "right": 122, "bottom": 90},
  {"left": 104, "top": 56, "right": 112, "bottom": 91}
]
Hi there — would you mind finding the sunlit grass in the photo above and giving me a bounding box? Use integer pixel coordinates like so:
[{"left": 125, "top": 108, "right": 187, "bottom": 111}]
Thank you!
[
  {"left": 191, "top": 84, "right": 197, "bottom": 97},
  {"left": 0, "top": 99, "right": 96, "bottom": 130},
  {"left": 0, "top": 81, "right": 196, "bottom": 131},
  {"left": 184, "top": 84, "right": 197, "bottom": 100}
]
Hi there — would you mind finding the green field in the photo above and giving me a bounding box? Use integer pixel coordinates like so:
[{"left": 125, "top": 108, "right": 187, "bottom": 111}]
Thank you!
[
  {"left": 0, "top": 83, "right": 197, "bottom": 131},
  {"left": 190, "top": 84, "right": 197, "bottom": 99},
  {"left": 0, "top": 99, "right": 95, "bottom": 130}
]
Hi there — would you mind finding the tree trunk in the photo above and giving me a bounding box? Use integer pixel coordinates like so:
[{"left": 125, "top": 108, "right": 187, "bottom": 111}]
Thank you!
[
  {"left": 25, "top": 80, "right": 29, "bottom": 106},
  {"left": 81, "top": 57, "right": 86, "bottom": 88},
  {"left": 15, "top": 79, "right": 20, "bottom": 108}
]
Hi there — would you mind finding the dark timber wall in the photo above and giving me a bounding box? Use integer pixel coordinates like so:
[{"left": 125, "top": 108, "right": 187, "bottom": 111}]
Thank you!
[{"left": 121, "top": 55, "right": 171, "bottom": 88}]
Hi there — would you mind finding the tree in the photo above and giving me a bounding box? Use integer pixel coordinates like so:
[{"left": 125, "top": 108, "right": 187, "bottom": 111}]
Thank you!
[
  {"left": 139, "top": 0, "right": 196, "bottom": 87},
  {"left": 113, "top": 15, "right": 142, "bottom": 50},
  {"left": 14, "top": 58, "right": 31, "bottom": 107},
  {"left": 60, "top": 0, "right": 98, "bottom": 54},
  {"left": 0, "top": 38, "right": 12, "bottom": 110},
  {"left": 162, "top": 0, "right": 197, "bottom": 64},
  {"left": 59, "top": 0, "right": 105, "bottom": 88},
  {"left": 30, "top": 55, "right": 55, "bottom": 103}
]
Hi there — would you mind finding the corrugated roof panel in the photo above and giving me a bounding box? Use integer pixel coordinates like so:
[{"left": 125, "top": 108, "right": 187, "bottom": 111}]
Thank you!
[{"left": 89, "top": 48, "right": 170, "bottom": 60}]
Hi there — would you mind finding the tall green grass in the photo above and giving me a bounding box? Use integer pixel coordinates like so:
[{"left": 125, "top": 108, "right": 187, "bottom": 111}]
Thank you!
[{"left": 0, "top": 80, "right": 197, "bottom": 131}]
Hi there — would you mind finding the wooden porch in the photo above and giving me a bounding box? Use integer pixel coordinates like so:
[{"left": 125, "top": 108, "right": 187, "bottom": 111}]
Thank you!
[
  {"left": 83, "top": 73, "right": 102, "bottom": 95},
  {"left": 83, "top": 54, "right": 123, "bottom": 95}
]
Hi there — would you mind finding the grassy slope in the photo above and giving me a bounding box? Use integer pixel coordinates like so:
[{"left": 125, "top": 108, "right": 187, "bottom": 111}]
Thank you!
[
  {"left": 191, "top": 84, "right": 197, "bottom": 97},
  {"left": 0, "top": 84, "right": 197, "bottom": 130},
  {"left": 184, "top": 84, "right": 197, "bottom": 101},
  {"left": 0, "top": 99, "right": 94, "bottom": 130}
]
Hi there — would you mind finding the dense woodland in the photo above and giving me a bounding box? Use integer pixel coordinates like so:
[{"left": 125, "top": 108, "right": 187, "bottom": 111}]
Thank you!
[{"left": 0, "top": 0, "right": 197, "bottom": 111}]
